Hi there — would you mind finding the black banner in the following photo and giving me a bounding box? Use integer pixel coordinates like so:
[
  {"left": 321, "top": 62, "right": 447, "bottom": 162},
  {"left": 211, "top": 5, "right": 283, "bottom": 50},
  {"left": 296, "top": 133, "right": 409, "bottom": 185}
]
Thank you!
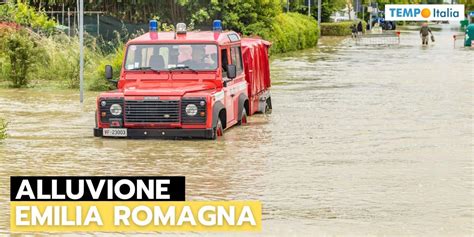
[{"left": 11, "top": 176, "right": 185, "bottom": 201}]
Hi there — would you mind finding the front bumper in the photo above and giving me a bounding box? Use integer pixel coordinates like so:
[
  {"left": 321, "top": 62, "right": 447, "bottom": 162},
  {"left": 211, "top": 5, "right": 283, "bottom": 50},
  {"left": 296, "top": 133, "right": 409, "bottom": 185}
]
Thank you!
[{"left": 94, "top": 128, "right": 214, "bottom": 139}]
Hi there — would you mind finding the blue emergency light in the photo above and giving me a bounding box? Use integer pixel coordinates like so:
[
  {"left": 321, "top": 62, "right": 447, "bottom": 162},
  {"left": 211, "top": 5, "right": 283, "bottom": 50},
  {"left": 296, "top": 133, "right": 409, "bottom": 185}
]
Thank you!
[
  {"left": 213, "top": 20, "right": 222, "bottom": 31},
  {"left": 149, "top": 20, "right": 158, "bottom": 32}
]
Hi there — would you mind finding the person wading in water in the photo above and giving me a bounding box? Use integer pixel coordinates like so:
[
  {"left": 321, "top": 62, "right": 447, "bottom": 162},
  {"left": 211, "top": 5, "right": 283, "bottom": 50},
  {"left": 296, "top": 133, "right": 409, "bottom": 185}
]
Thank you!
[
  {"left": 350, "top": 24, "right": 358, "bottom": 39},
  {"left": 420, "top": 22, "right": 433, "bottom": 46},
  {"left": 357, "top": 21, "right": 363, "bottom": 35}
]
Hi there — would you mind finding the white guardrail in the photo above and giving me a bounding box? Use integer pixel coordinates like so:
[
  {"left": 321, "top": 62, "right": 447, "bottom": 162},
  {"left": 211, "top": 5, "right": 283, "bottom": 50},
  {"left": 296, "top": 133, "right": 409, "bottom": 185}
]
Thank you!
[
  {"left": 355, "top": 31, "right": 401, "bottom": 45},
  {"left": 452, "top": 33, "right": 467, "bottom": 48}
]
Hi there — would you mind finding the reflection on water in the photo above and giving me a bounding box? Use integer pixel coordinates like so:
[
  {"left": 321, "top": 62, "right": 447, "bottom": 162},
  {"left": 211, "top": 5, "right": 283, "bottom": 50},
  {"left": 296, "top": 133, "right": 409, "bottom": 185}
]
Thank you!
[{"left": 0, "top": 24, "right": 472, "bottom": 235}]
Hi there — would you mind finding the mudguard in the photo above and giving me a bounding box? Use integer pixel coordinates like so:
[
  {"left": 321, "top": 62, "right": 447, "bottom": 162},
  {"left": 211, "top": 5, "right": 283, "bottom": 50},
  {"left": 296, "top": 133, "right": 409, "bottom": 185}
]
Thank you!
[
  {"left": 237, "top": 93, "right": 249, "bottom": 120},
  {"left": 212, "top": 101, "right": 225, "bottom": 128}
]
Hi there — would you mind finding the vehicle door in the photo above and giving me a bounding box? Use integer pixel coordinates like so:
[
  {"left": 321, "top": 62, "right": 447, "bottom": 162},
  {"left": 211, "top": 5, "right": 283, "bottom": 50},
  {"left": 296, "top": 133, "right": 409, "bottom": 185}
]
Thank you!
[
  {"left": 229, "top": 45, "right": 246, "bottom": 121},
  {"left": 221, "top": 47, "right": 236, "bottom": 125}
]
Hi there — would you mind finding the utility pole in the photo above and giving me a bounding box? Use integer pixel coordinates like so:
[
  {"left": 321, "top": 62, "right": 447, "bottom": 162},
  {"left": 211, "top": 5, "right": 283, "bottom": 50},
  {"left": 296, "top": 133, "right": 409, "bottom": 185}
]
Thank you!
[
  {"left": 317, "top": 0, "right": 321, "bottom": 26},
  {"left": 362, "top": 5, "right": 365, "bottom": 23},
  {"left": 67, "top": 8, "right": 70, "bottom": 36},
  {"left": 308, "top": 0, "right": 311, "bottom": 17},
  {"left": 61, "top": 3, "right": 64, "bottom": 25},
  {"left": 97, "top": 13, "right": 100, "bottom": 35},
  {"left": 79, "top": 0, "right": 84, "bottom": 103},
  {"left": 368, "top": 0, "right": 372, "bottom": 31},
  {"left": 287, "top": 0, "right": 289, "bottom": 13}
]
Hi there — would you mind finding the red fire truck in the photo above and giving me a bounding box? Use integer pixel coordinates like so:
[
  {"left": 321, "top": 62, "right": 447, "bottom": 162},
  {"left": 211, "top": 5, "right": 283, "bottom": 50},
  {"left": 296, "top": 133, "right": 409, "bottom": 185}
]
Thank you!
[{"left": 94, "top": 20, "right": 272, "bottom": 139}]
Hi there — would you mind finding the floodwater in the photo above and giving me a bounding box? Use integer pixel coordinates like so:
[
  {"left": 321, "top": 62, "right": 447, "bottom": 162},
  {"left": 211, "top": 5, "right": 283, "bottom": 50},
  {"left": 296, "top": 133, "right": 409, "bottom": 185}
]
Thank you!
[{"left": 0, "top": 24, "right": 472, "bottom": 236}]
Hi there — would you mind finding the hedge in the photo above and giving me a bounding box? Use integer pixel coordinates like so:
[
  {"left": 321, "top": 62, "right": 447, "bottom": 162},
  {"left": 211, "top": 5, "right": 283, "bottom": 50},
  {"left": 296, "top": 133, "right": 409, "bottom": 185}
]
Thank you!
[
  {"left": 252, "top": 13, "right": 320, "bottom": 54},
  {"left": 320, "top": 21, "right": 367, "bottom": 36}
]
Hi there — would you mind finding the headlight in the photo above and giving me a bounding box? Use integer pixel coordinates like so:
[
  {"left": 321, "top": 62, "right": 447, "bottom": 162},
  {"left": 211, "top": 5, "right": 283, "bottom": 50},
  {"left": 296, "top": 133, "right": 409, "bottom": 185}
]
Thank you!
[
  {"left": 185, "top": 104, "right": 198, "bottom": 116},
  {"left": 110, "top": 104, "right": 122, "bottom": 116}
]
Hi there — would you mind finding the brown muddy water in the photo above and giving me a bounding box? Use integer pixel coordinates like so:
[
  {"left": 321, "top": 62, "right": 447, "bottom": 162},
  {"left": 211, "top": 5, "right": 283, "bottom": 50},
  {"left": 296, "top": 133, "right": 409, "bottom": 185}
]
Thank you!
[{"left": 0, "top": 24, "right": 472, "bottom": 236}]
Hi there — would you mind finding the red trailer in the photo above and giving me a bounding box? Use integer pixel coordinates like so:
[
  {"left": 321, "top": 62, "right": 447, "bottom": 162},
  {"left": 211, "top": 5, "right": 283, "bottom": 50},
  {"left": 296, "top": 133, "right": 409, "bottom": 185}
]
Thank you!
[
  {"left": 94, "top": 20, "right": 272, "bottom": 139},
  {"left": 241, "top": 38, "right": 272, "bottom": 115}
]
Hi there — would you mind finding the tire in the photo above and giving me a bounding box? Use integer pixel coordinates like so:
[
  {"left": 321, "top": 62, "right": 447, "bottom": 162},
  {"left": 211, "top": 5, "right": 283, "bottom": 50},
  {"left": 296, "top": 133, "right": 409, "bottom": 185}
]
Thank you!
[
  {"left": 238, "top": 108, "right": 248, "bottom": 125},
  {"left": 211, "top": 118, "right": 224, "bottom": 140},
  {"left": 94, "top": 110, "right": 98, "bottom": 127},
  {"left": 265, "top": 97, "right": 272, "bottom": 114}
]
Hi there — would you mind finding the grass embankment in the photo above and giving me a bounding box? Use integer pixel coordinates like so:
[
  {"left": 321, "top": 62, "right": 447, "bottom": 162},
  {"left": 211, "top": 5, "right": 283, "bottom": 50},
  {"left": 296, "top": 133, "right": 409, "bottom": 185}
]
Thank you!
[
  {"left": 255, "top": 13, "right": 320, "bottom": 54},
  {"left": 0, "top": 2, "right": 123, "bottom": 91},
  {"left": 0, "top": 25, "right": 122, "bottom": 91},
  {"left": 320, "top": 21, "right": 367, "bottom": 36},
  {"left": 0, "top": 118, "right": 7, "bottom": 141}
]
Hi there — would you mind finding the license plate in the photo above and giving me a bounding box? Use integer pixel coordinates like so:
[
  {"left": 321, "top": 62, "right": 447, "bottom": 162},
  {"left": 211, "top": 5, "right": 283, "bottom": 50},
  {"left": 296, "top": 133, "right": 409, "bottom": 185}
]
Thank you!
[{"left": 103, "top": 128, "right": 127, "bottom": 137}]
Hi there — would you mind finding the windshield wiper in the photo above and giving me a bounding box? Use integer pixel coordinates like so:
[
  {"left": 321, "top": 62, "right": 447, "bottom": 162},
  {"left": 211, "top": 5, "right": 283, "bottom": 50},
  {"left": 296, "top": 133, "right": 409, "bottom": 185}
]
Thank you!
[
  {"left": 129, "top": 67, "right": 160, "bottom": 73},
  {"left": 168, "top": 65, "right": 197, "bottom": 73}
]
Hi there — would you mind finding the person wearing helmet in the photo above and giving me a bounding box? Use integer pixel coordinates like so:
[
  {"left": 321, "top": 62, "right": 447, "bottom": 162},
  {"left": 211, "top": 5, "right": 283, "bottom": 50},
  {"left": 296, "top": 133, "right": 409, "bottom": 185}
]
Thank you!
[{"left": 420, "top": 22, "right": 432, "bottom": 45}]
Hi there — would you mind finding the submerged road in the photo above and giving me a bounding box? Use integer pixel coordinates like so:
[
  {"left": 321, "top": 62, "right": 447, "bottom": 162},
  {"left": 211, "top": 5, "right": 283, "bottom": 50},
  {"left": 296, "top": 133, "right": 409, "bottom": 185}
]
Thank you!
[{"left": 0, "top": 24, "right": 472, "bottom": 235}]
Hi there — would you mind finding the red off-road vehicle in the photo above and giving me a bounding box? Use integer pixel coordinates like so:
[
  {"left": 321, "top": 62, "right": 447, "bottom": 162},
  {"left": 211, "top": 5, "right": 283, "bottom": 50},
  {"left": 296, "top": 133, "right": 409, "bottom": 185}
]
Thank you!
[{"left": 94, "top": 20, "right": 272, "bottom": 139}]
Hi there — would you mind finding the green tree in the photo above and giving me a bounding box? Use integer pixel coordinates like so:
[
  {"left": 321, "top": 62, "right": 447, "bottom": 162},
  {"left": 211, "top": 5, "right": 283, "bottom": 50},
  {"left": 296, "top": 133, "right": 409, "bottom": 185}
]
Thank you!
[
  {"left": 210, "top": 0, "right": 282, "bottom": 34},
  {"left": 0, "top": 1, "right": 56, "bottom": 34},
  {"left": 0, "top": 28, "right": 44, "bottom": 88},
  {"left": 290, "top": 0, "right": 346, "bottom": 22},
  {"left": 458, "top": 0, "right": 474, "bottom": 11},
  {"left": 30, "top": 0, "right": 283, "bottom": 32}
]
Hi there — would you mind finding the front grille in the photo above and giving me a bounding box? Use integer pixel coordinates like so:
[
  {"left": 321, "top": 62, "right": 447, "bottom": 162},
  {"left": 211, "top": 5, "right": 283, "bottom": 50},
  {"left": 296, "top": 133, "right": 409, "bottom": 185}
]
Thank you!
[
  {"left": 99, "top": 98, "right": 124, "bottom": 123},
  {"left": 125, "top": 100, "right": 180, "bottom": 123}
]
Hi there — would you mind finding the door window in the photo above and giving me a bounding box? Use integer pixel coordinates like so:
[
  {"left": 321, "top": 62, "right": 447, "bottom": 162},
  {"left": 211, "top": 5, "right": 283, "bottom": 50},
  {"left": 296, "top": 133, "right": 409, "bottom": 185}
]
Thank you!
[
  {"left": 221, "top": 48, "right": 228, "bottom": 76},
  {"left": 230, "top": 46, "right": 243, "bottom": 75}
]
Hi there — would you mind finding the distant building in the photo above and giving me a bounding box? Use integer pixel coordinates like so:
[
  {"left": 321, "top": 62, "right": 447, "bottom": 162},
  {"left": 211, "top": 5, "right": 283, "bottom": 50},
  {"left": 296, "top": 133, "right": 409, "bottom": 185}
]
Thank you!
[{"left": 331, "top": 8, "right": 356, "bottom": 22}]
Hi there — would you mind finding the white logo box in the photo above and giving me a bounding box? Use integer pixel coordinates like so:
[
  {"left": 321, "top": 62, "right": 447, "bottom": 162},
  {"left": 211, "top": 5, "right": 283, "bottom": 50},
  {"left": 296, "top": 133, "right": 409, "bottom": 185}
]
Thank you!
[{"left": 385, "top": 4, "right": 465, "bottom": 21}]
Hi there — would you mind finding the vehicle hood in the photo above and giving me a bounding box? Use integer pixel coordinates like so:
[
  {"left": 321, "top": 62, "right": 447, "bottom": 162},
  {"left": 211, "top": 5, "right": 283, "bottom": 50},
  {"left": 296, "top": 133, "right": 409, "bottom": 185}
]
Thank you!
[{"left": 122, "top": 80, "right": 217, "bottom": 96}]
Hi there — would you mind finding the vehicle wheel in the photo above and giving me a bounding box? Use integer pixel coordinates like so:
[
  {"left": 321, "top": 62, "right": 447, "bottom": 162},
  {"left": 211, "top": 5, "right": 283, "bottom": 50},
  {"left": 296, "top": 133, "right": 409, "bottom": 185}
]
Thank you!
[
  {"left": 211, "top": 118, "right": 224, "bottom": 140},
  {"left": 264, "top": 98, "right": 272, "bottom": 114},
  {"left": 238, "top": 108, "right": 248, "bottom": 125}
]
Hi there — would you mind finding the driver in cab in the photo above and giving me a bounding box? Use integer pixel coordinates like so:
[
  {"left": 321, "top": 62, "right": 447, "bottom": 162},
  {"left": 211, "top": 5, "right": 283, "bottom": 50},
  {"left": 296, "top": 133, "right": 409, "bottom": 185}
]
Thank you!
[{"left": 183, "top": 46, "right": 215, "bottom": 70}]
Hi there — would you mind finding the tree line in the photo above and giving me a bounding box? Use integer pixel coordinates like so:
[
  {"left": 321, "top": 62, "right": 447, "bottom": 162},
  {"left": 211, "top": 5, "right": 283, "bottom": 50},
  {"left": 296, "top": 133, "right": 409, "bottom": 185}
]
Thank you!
[{"left": 27, "top": 0, "right": 348, "bottom": 33}]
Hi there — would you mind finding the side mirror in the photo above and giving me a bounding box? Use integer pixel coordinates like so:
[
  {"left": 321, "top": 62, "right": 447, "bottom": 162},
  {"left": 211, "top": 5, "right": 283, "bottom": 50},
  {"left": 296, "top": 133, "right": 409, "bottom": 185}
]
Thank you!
[
  {"left": 105, "top": 65, "right": 113, "bottom": 80},
  {"left": 226, "top": 64, "right": 237, "bottom": 79}
]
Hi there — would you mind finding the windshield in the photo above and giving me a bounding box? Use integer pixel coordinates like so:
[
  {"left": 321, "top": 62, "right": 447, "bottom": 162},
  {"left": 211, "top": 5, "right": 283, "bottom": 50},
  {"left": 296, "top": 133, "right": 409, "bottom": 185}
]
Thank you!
[{"left": 124, "top": 44, "right": 218, "bottom": 71}]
